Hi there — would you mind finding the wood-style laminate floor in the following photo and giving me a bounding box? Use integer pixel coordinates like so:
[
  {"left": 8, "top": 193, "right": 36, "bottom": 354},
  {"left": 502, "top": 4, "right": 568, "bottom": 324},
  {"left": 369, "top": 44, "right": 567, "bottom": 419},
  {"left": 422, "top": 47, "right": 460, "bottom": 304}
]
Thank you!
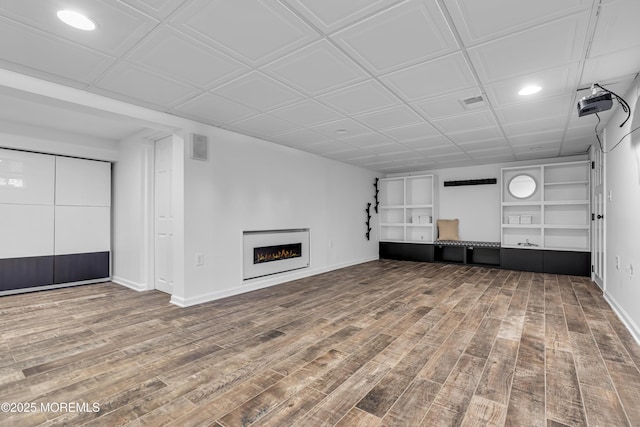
[{"left": 1, "top": 260, "right": 640, "bottom": 426}]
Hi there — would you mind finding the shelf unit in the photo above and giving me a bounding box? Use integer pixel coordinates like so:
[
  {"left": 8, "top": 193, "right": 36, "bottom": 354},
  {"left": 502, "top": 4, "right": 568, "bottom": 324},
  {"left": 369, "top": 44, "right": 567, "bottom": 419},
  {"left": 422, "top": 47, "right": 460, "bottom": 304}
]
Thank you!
[
  {"left": 379, "top": 174, "right": 436, "bottom": 244},
  {"left": 501, "top": 161, "right": 590, "bottom": 252}
]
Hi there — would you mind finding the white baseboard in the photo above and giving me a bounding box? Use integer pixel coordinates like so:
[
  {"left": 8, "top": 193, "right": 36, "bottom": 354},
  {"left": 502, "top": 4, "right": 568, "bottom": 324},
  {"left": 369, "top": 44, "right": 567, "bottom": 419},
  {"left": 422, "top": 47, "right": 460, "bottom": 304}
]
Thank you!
[
  {"left": 111, "top": 276, "right": 149, "bottom": 292},
  {"left": 604, "top": 291, "right": 640, "bottom": 346},
  {"left": 171, "top": 256, "right": 379, "bottom": 308}
]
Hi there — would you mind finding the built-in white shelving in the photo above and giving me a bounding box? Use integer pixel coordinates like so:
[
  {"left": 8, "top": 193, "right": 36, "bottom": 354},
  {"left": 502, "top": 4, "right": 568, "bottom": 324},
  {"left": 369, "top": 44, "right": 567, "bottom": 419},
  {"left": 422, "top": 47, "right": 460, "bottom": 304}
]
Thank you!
[
  {"left": 501, "top": 161, "right": 590, "bottom": 252},
  {"left": 379, "top": 174, "right": 436, "bottom": 244}
]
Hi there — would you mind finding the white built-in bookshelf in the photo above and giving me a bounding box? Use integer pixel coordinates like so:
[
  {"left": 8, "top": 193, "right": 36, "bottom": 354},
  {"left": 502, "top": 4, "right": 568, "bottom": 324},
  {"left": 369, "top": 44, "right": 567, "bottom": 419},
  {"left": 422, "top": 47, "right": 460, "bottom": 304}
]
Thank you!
[
  {"left": 501, "top": 161, "right": 590, "bottom": 252},
  {"left": 379, "top": 174, "right": 436, "bottom": 244}
]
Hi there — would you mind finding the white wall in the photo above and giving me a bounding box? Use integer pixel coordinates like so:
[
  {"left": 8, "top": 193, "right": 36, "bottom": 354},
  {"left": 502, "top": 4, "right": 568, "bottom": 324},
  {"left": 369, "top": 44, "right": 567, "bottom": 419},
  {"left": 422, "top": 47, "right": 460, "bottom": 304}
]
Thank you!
[
  {"left": 174, "top": 126, "right": 380, "bottom": 306},
  {"left": 111, "top": 133, "right": 152, "bottom": 291},
  {"left": 603, "top": 78, "right": 640, "bottom": 342}
]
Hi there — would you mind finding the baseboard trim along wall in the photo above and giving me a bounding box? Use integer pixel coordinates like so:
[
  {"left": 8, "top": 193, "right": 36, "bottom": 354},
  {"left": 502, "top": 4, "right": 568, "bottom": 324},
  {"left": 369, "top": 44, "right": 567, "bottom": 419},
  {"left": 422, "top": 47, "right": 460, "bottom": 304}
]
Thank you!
[
  {"left": 170, "top": 256, "right": 379, "bottom": 308},
  {"left": 111, "top": 276, "right": 150, "bottom": 292},
  {"left": 605, "top": 292, "right": 640, "bottom": 346}
]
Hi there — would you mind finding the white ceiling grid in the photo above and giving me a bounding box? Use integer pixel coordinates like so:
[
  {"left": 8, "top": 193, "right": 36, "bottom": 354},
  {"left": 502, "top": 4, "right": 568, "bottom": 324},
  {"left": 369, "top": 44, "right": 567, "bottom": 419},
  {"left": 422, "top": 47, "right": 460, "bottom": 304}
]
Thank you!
[{"left": 0, "top": 0, "right": 638, "bottom": 172}]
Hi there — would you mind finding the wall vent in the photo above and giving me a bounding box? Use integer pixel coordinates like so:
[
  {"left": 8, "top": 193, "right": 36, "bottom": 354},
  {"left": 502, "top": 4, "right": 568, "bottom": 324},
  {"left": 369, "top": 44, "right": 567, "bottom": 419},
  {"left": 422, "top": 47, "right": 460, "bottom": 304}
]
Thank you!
[{"left": 191, "top": 133, "right": 208, "bottom": 161}]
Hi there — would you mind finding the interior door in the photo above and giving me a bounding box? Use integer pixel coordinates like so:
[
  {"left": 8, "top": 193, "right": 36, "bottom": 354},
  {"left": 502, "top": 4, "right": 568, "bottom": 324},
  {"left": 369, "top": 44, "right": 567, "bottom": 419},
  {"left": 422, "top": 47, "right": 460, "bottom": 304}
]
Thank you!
[
  {"left": 154, "top": 136, "right": 173, "bottom": 294},
  {"left": 591, "top": 145, "right": 604, "bottom": 289}
]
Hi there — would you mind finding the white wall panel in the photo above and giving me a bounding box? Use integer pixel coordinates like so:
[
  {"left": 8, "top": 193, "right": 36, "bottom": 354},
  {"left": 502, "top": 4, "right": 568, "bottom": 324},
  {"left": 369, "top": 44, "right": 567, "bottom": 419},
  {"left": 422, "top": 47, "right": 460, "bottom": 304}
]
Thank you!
[
  {"left": 0, "top": 148, "right": 54, "bottom": 205},
  {"left": 55, "top": 157, "right": 111, "bottom": 207},
  {"left": 54, "top": 206, "right": 110, "bottom": 255},
  {"left": 0, "top": 204, "right": 54, "bottom": 258}
]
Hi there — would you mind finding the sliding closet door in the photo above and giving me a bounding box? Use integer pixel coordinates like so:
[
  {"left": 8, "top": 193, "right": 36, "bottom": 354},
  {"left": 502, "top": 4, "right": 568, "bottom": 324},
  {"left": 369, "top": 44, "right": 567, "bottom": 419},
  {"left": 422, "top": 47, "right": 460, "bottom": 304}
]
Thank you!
[
  {"left": 0, "top": 149, "right": 55, "bottom": 291},
  {"left": 54, "top": 156, "right": 111, "bottom": 284}
]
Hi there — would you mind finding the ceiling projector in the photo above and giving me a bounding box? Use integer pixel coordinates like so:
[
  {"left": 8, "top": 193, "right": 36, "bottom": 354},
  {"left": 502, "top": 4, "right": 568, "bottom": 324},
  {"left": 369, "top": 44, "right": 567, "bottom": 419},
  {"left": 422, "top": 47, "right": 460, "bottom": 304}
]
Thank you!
[{"left": 577, "top": 88, "right": 613, "bottom": 117}]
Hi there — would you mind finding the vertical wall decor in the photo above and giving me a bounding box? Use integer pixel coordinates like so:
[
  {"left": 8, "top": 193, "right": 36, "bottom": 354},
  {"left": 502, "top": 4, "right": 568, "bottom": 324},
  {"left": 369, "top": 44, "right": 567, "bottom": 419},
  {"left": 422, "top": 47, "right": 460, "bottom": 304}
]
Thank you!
[
  {"left": 373, "top": 178, "right": 380, "bottom": 213},
  {"left": 365, "top": 202, "right": 372, "bottom": 240}
]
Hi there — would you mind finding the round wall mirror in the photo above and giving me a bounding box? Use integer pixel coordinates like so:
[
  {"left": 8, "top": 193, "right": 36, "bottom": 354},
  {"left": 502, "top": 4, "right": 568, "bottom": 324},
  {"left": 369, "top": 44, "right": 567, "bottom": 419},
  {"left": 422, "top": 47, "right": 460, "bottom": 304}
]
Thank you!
[{"left": 508, "top": 174, "right": 536, "bottom": 199}]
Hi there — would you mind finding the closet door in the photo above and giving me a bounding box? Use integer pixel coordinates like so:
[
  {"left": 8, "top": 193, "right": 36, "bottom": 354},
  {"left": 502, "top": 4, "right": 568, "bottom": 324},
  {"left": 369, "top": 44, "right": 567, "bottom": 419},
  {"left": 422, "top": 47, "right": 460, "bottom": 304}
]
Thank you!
[
  {"left": 0, "top": 149, "right": 55, "bottom": 291},
  {"left": 54, "top": 156, "right": 111, "bottom": 284}
]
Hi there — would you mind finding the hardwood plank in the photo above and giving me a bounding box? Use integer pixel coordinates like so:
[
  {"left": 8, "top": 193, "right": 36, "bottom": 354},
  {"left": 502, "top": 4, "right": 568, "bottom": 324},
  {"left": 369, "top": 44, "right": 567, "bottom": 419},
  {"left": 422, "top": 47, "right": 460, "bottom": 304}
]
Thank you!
[
  {"left": 474, "top": 338, "right": 519, "bottom": 405},
  {"left": 380, "top": 378, "right": 441, "bottom": 427},
  {"left": 1, "top": 263, "right": 639, "bottom": 427},
  {"left": 461, "top": 395, "right": 507, "bottom": 427}
]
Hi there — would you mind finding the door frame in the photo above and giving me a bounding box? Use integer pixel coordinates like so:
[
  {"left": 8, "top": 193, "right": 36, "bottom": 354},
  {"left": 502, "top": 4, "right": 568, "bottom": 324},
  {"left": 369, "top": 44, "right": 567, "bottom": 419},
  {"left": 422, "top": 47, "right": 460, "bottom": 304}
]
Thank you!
[{"left": 590, "top": 144, "right": 605, "bottom": 290}]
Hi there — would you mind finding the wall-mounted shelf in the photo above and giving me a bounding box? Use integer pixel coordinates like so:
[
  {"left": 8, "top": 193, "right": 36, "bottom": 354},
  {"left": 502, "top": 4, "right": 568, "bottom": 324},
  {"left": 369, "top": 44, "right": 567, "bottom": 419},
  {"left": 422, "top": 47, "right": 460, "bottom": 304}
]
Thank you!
[
  {"left": 379, "top": 174, "right": 436, "bottom": 244},
  {"left": 501, "top": 161, "right": 590, "bottom": 252}
]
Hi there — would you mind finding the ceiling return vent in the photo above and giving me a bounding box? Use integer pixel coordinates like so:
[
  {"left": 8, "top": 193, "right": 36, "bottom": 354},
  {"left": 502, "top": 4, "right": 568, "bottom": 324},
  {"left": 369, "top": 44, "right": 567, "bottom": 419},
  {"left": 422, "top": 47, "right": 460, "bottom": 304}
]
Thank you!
[{"left": 460, "top": 95, "right": 486, "bottom": 110}]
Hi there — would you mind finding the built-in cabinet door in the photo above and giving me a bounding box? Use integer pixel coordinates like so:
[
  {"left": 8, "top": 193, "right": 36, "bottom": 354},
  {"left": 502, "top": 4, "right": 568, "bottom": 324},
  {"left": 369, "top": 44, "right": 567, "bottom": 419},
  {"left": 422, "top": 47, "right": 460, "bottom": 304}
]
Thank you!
[
  {"left": 154, "top": 137, "right": 173, "bottom": 295},
  {"left": 0, "top": 149, "right": 111, "bottom": 293}
]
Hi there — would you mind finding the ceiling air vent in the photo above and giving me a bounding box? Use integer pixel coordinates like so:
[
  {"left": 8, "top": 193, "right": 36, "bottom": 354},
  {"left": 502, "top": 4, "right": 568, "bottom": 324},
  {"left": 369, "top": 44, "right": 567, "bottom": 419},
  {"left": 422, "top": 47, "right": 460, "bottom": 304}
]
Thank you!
[
  {"left": 191, "top": 133, "right": 208, "bottom": 161},
  {"left": 461, "top": 95, "right": 485, "bottom": 110}
]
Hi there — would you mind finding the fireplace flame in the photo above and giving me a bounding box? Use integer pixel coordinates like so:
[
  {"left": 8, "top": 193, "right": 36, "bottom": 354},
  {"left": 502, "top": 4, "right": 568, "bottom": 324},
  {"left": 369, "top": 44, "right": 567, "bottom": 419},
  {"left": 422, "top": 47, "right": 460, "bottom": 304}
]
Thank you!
[{"left": 255, "top": 248, "right": 300, "bottom": 263}]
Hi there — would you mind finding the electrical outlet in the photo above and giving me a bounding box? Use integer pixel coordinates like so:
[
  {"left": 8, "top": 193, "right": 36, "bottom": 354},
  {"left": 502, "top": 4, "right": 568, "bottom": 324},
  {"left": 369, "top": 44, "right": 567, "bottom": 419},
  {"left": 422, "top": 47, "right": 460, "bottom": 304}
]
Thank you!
[
  {"left": 195, "top": 253, "right": 204, "bottom": 266},
  {"left": 615, "top": 256, "right": 620, "bottom": 270},
  {"left": 626, "top": 264, "right": 634, "bottom": 277}
]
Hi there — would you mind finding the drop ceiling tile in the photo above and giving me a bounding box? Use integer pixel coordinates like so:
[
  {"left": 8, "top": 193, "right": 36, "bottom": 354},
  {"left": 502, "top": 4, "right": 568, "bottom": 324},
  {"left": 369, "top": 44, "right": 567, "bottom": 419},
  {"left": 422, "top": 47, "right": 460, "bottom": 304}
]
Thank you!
[
  {"left": 283, "top": 0, "right": 397, "bottom": 33},
  {"left": 411, "top": 88, "right": 487, "bottom": 119},
  {"left": 268, "top": 99, "right": 344, "bottom": 127},
  {"left": 0, "top": 0, "right": 158, "bottom": 56},
  {"left": 564, "top": 124, "right": 596, "bottom": 141},
  {"left": 507, "top": 129, "right": 565, "bottom": 146},
  {"left": 467, "top": 12, "right": 589, "bottom": 83},
  {"left": 457, "top": 137, "right": 510, "bottom": 150},
  {"left": 413, "top": 143, "right": 462, "bottom": 156},
  {"left": 212, "top": 71, "right": 304, "bottom": 111},
  {"left": 301, "top": 140, "right": 358, "bottom": 155},
  {"left": 316, "top": 79, "right": 401, "bottom": 116},
  {"left": 127, "top": 27, "right": 250, "bottom": 89},
  {"left": 466, "top": 148, "right": 515, "bottom": 161},
  {"left": 443, "top": 0, "right": 592, "bottom": 45},
  {"left": 310, "top": 118, "right": 373, "bottom": 138},
  {"left": 513, "top": 143, "right": 559, "bottom": 154},
  {"left": 172, "top": 92, "right": 260, "bottom": 126},
  {"left": 353, "top": 105, "right": 423, "bottom": 131},
  {"left": 483, "top": 63, "right": 579, "bottom": 107},
  {"left": 402, "top": 135, "right": 453, "bottom": 150},
  {"left": 365, "top": 143, "right": 412, "bottom": 155},
  {"left": 502, "top": 116, "right": 566, "bottom": 137},
  {"left": 381, "top": 122, "right": 441, "bottom": 142},
  {"left": 447, "top": 126, "right": 504, "bottom": 143},
  {"left": 119, "top": 0, "right": 187, "bottom": 20},
  {"left": 380, "top": 52, "right": 477, "bottom": 102},
  {"left": 261, "top": 39, "right": 368, "bottom": 95},
  {"left": 340, "top": 133, "right": 395, "bottom": 148},
  {"left": 0, "top": 17, "right": 114, "bottom": 84},
  {"left": 93, "top": 62, "right": 200, "bottom": 108},
  {"left": 432, "top": 109, "right": 497, "bottom": 133},
  {"left": 588, "top": 0, "right": 640, "bottom": 57},
  {"left": 225, "top": 113, "right": 298, "bottom": 137},
  {"left": 332, "top": 0, "right": 458, "bottom": 74},
  {"left": 270, "top": 128, "right": 333, "bottom": 147},
  {"left": 495, "top": 94, "right": 572, "bottom": 124},
  {"left": 582, "top": 47, "right": 640, "bottom": 87},
  {"left": 170, "top": 0, "right": 319, "bottom": 65}
]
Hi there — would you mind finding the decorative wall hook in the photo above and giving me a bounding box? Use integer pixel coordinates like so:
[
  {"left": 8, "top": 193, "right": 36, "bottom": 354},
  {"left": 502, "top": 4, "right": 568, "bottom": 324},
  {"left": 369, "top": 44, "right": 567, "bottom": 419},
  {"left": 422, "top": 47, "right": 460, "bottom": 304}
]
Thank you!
[
  {"left": 373, "top": 178, "right": 380, "bottom": 213},
  {"left": 365, "top": 202, "right": 372, "bottom": 240}
]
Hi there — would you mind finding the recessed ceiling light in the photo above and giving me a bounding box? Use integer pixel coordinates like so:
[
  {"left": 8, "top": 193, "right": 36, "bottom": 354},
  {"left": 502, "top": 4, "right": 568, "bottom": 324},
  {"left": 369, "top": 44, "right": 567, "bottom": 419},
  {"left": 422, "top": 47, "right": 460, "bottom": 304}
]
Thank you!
[
  {"left": 518, "top": 85, "right": 541, "bottom": 96},
  {"left": 57, "top": 10, "right": 96, "bottom": 31}
]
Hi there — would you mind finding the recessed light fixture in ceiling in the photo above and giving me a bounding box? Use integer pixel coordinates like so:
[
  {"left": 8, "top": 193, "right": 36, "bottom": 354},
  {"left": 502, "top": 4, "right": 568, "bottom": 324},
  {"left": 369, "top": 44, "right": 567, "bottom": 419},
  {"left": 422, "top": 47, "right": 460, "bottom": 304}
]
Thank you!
[
  {"left": 518, "top": 85, "right": 541, "bottom": 96},
  {"left": 57, "top": 10, "right": 96, "bottom": 31}
]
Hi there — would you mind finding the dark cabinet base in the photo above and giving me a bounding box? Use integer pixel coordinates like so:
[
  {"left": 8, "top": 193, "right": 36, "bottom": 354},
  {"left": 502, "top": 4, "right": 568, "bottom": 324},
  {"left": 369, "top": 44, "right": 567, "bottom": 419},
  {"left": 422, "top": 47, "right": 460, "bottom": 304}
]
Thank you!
[{"left": 380, "top": 242, "right": 591, "bottom": 276}]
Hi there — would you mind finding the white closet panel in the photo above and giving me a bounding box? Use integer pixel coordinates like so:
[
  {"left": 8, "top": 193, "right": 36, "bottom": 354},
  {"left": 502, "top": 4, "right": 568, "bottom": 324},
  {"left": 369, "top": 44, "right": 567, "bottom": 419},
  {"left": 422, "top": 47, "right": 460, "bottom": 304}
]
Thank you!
[
  {"left": 54, "top": 206, "right": 110, "bottom": 255},
  {"left": 0, "top": 148, "right": 55, "bottom": 205},
  {"left": 55, "top": 156, "right": 111, "bottom": 207},
  {"left": 0, "top": 204, "right": 54, "bottom": 258}
]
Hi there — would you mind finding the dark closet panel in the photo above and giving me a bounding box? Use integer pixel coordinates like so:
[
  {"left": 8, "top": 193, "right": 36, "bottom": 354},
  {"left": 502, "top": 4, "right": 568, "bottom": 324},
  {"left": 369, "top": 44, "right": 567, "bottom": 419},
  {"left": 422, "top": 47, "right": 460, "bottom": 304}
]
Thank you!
[
  {"left": 54, "top": 252, "right": 110, "bottom": 284},
  {"left": 0, "top": 256, "right": 54, "bottom": 292}
]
